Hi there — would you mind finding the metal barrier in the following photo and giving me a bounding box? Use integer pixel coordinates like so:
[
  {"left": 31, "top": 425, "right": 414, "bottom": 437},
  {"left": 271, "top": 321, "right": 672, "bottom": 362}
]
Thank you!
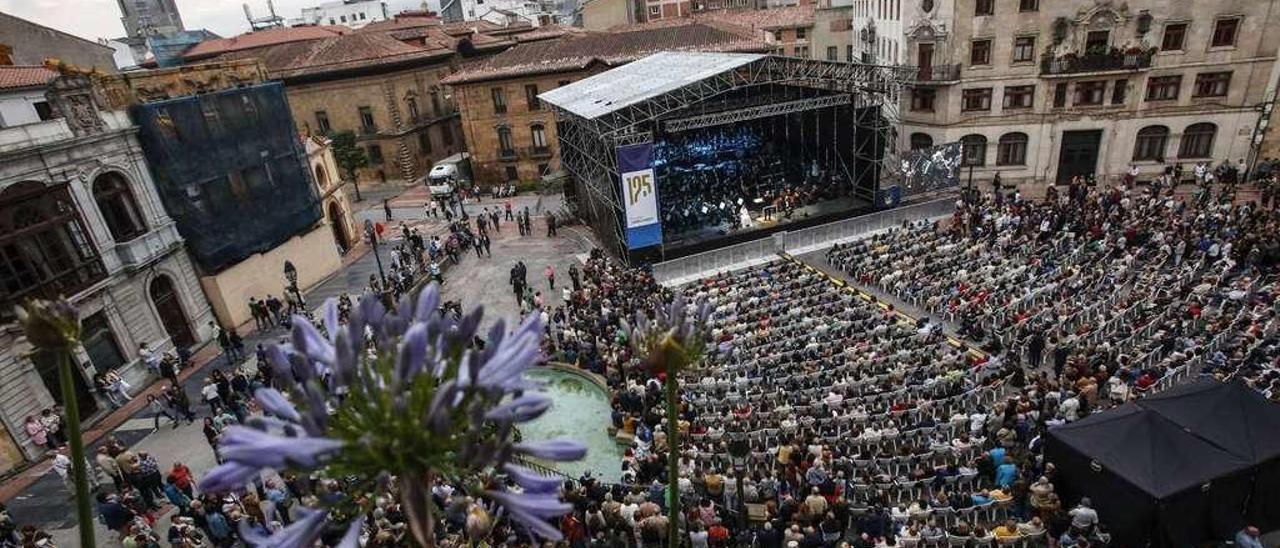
[{"left": 653, "top": 197, "right": 957, "bottom": 285}]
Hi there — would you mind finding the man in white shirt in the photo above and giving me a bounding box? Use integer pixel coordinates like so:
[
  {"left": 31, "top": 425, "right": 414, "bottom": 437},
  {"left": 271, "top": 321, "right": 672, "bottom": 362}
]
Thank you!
[
  {"left": 51, "top": 447, "right": 73, "bottom": 493},
  {"left": 1068, "top": 498, "right": 1098, "bottom": 531},
  {"left": 139, "top": 343, "right": 162, "bottom": 376},
  {"left": 620, "top": 500, "right": 640, "bottom": 528}
]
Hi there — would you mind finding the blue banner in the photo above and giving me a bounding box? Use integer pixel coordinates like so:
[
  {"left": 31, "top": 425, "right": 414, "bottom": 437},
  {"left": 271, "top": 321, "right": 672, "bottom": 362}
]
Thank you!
[{"left": 617, "top": 144, "right": 663, "bottom": 249}]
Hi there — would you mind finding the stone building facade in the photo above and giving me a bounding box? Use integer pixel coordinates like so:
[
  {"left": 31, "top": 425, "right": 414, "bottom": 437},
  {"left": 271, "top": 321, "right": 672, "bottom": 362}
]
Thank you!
[
  {"left": 305, "top": 135, "right": 362, "bottom": 255},
  {"left": 209, "top": 23, "right": 521, "bottom": 184},
  {"left": 887, "top": 0, "right": 1280, "bottom": 188},
  {"left": 450, "top": 71, "right": 569, "bottom": 187},
  {"left": 699, "top": 5, "right": 816, "bottom": 57},
  {"left": 281, "top": 60, "right": 464, "bottom": 184},
  {"left": 0, "top": 13, "right": 119, "bottom": 72},
  {"left": 813, "top": 0, "right": 855, "bottom": 62},
  {"left": 0, "top": 74, "right": 213, "bottom": 473}
]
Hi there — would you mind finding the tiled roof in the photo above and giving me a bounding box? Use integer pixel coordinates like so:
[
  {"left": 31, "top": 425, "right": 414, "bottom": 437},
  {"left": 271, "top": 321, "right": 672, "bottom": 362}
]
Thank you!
[
  {"left": 214, "top": 31, "right": 452, "bottom": 80},
  {"left": 442, "top": 20, "right": 767, "bottom": 85},
  {"left": 469, "top": 20, "right": 533, "bottom": 36},
  {"left": 696, "top": 4, "right": 815, "bottom": 30},
  {"left": 355, "top": 15, "right": 440, "bottom": 33},
  {"left": 385, "top": 25, "right": 513, "bottom": 53},
  {"left": 0, "top": 65, "right": 58, "bottom": 90},
  {"left": 183, "top": 26, "right": 350, "bottom": 61},
  {"left": 513, "top": 24, "right": 590, "bottom": 43}
]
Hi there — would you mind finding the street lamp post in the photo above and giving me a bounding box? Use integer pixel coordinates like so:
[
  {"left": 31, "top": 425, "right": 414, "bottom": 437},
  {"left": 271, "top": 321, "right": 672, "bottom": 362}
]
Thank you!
[
  {"left": 364, "top": 219, "right": 388, "bottom": 288},
  {"left": 728, "top": 433, "right": 750, "bottom": 535}
]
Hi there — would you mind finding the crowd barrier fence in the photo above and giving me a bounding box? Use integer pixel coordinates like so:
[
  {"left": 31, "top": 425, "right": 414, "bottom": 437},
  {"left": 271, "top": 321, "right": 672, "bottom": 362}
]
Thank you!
[{"left": 653, "top": 197, "right": 957, "bottom": 285}]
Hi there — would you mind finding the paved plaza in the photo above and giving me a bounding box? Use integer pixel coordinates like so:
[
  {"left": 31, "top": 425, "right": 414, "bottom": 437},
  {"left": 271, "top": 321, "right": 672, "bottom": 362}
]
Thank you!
[{"left": 0, "top": 184, "right": 592, "bottom": 546}]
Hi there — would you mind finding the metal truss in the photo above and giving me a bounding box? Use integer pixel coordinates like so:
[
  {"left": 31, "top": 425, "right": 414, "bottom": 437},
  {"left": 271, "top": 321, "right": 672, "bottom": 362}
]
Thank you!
[
  {"left": 585, "top": 56, "right": 913, "bottom": 137},
  {"left": 555, "top": 117, "right": 629, "bottom": 256},
  {"left": 613, "top": 131, "right": 653, "bottom": 147},
  {"left": 664, "top": 94, "right": 852, "bottom": 133}
]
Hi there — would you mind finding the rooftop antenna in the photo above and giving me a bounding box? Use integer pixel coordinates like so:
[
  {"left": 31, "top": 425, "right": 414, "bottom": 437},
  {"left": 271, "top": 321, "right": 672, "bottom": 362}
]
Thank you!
[{"left": 245, "top": 0, "right": 286, "bottom": 30}]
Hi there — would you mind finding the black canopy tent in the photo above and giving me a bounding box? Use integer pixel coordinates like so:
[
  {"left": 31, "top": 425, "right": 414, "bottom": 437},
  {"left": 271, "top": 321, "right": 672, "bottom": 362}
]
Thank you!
[{"left": 1046, "top": 380, "right": 1280, "bottom": 546}]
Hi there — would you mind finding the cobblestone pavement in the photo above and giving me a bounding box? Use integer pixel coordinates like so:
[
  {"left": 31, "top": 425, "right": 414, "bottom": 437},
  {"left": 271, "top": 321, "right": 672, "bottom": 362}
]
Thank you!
[{"left": 1, "top": 186, "right": 591, "bottom": 546}]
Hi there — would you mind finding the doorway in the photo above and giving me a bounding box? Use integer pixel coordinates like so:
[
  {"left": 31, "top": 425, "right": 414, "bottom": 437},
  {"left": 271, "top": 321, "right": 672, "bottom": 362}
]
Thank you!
[
  {"left": 149, "top": 275, "right": 196, "bottom": 350},
  {"left": 1056, "top": 130, "right": 1103, "bottom": 183},
  {"left": 31, "top": 350, "right": 98, "bottom": 421},
  {"left": 82, "top": 312, "right": 126, "bottom": 373},
  {"left": 328, "top": 201, "right": 350, "bottom": 254},
  {"left": 917, "top": 43, "right": 934, "bottom": 80}
]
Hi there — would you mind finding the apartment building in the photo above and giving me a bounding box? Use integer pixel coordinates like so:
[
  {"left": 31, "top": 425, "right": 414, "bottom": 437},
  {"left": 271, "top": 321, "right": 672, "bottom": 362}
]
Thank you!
[{"left": 865, "top": 0, "right": 1280, "bottom": 187}]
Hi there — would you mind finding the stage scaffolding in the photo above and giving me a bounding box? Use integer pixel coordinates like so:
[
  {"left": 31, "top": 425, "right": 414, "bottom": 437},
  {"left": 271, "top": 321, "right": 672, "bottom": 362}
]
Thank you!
[{"left": 541, "top": 52, "right": 913, "bottom": 264}]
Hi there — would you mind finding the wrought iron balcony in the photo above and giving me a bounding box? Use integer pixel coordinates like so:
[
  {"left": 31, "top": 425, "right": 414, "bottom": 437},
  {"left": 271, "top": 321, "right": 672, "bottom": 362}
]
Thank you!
[
  {"left": 914, "top": 64, "right": 961, "bottom": 84},
  {"left": 525, "top": 145, "right": 552, "bottom": 159},
  {"left": 1040, "top": 49, "right": 1153, "bottom": 76},
  {"left": 115, "top": 224, "right": 182, "bottom": 269},
  {"left": 498, "top": 148, "right": 519, "bottom": 161}
]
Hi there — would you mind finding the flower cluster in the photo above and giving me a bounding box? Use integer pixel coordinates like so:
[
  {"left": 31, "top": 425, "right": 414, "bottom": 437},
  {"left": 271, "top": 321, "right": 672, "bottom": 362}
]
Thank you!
[
  {"left": 15, "top": 298, "right": 81, "bottom": 350},
  {"left": 626, "top": 292, "right": 712, "bottom": 375},
  {"left": 200, "top": 284, "right": 586, "bottom": 545}
]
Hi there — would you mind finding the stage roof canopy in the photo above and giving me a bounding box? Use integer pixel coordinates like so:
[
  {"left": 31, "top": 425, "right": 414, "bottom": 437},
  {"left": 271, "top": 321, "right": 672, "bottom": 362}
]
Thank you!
[{"left": 539, "top": 51, "right": 764, "bottom": 120}]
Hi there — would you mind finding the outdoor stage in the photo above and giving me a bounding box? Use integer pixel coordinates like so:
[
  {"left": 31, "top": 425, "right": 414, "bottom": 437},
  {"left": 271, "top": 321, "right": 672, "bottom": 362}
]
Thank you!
[{"left": 540, "top": 51, "right": 912, "bottom": 265}]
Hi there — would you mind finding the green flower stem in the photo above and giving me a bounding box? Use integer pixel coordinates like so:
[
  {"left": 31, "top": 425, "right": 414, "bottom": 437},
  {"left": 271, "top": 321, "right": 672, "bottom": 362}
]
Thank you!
[
  {"left": 57, "top": 350, "right": 95, "bottom": 548},
  {"left": 664, "top": 365, "right": 679, "bottom": 548}
]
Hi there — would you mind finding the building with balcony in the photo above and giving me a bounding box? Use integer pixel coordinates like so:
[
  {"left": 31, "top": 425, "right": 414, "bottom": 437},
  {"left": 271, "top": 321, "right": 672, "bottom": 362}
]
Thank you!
[
  {"left": 203, "top": 19, "right": 529, "bottom": 184},
  {"left": 0, "top": 70, "right": 213, "bottom": 472},
  {"left": 442, "top": 19, "right": 766, "bottom": 187},
  {"left": 889, "top": 0, "right": 1280, "bottom": 188}
]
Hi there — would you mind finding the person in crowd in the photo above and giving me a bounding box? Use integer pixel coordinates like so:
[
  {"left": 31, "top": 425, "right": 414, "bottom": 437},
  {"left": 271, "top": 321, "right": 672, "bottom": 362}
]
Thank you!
[{"left": 23, "top": 415, "right": 48, "bottom": 452}]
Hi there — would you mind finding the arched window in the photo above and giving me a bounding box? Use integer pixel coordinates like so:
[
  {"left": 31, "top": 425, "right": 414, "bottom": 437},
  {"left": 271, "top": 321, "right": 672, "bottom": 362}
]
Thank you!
[
  {"left": 1, "top": 181, "right": 105, "bottom": 309},
  {"left": 1133, "top": 125, "right": 1169, "bottom": 161},
  {"left": 1178, "top": 122, "right": 1216, "bottom": 159},
  {"left": 92, "top": 173, "right": 147, "bottom": 242},
  {"left": 909, "top": 133, "right": 933, "bottom": 150},
  {"left": 960, "top": 134, "right": 987, "bottom": 166},
  {"left": 996, "top": 132, "right": 1028, "bottom": 165},
  {"left": 314, "top": 165, "right": 328, "bottom": 188},
  {"left": 530, "top": 124, "right": 548, "bottom": 150}
]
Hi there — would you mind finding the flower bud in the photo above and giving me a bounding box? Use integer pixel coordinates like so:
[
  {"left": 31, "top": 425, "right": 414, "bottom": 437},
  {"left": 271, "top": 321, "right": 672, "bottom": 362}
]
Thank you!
[
  {"left": 465, "top": 503, "right": 493, "bottom": 540},
  {"left": 16, "top": 298, "right": 81, "bottom": 350}
]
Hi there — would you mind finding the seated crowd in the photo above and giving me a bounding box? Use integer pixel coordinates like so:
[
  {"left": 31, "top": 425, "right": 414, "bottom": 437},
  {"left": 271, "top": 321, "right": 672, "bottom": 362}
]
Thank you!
[
  {"left": 827, "top": 182, "right": 1280, "bottom": 404},
  {"left": 544, "top": 254, "right": 1103, "bottom": 546}
]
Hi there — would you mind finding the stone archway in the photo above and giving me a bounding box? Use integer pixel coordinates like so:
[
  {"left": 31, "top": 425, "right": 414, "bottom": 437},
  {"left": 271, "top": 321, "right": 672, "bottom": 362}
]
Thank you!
[
  {"left": 328, "top": 201, "right": 350, "bottom": 254},
  {"left": 150, "top": 275, "right": 195, "bottom": 350}
]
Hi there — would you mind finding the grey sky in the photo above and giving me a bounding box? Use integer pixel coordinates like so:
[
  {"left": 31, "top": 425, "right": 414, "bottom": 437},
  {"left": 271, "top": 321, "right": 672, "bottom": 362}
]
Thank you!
[{"left": 0, "top": 0, "right": 433, "bottom": 42}]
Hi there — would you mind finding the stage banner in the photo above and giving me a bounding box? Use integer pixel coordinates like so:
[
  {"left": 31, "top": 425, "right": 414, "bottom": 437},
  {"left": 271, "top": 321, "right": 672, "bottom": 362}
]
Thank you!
[{"left": 617, "top": 143, "right": 663, "bottom": 249}]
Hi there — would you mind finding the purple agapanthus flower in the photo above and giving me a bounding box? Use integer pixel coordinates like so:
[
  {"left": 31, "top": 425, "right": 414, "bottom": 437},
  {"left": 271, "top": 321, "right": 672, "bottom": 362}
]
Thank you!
[
  {"left": 199, "top": 284, "right": 586, "bottom": 545},
  {"left": 625, "top": 292, "right": 712, "bottom": 374}
]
